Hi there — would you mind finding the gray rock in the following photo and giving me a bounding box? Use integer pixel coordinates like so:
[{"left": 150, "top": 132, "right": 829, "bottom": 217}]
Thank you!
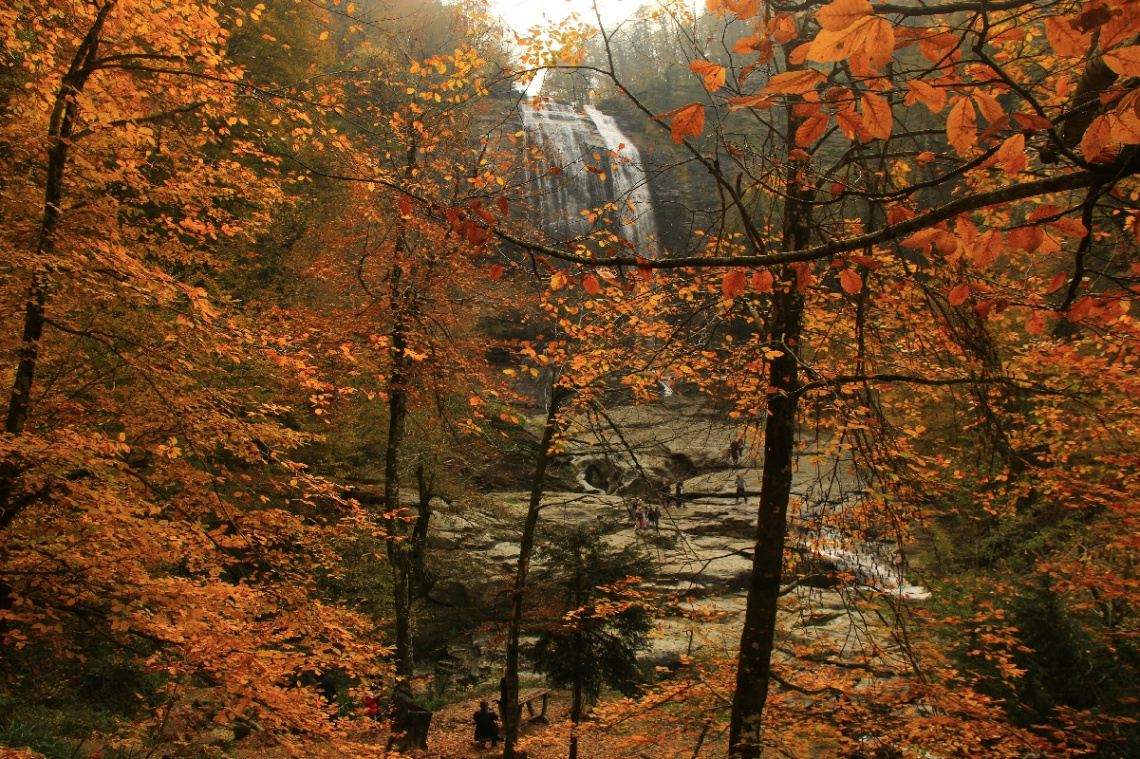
[{"left": 427, "top": 579, "right": 469, "bottom": 606}]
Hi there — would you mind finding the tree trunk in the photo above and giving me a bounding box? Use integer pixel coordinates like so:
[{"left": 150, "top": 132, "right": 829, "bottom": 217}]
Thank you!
[
  {"left": 411, "top": 464, "right": 434, "bottom": 595},
  {"left": 569, "top": 669, "right": 583, "bottom": 759},
  {"left": 0, "top": 1, "right": 117, "bottom": 632},
  {"left": 384, "top": 282, "right": 415, "bottom": 680},
  {"left": 503, "top": 381, "right": 566, "bottom": 759},
  {"left": 727, "top": 61, "right": 814, "bottom": 755},
  {"left": 0, "top": 0, "right": 115, "bottom": 524}
]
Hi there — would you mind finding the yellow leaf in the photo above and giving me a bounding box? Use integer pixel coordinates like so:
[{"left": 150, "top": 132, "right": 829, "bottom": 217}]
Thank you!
[
  {"left": 816, "top": 0, "right": 873, "bottom": 31},
  {"left": 551, "top": 271, "right": 567, "bottom": 290},
  {"left": 319, "top": 30, "right": 330, "bottom": 40}
]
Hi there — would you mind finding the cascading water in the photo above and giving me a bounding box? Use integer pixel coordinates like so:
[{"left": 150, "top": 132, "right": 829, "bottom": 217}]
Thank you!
[{"left": 519, "top": 101, "right": 659, "bottom": 257}]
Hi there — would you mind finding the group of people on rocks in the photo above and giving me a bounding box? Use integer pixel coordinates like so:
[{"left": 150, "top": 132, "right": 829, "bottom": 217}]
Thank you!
[{"left": 633, "top": 498, "right": 661, "bottom": 531}]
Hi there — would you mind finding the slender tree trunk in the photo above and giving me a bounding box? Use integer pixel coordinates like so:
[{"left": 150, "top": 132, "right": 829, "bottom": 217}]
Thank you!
[
  {"left": 0, "top": 0, "right": 115, "bottom": 524},
  {"left": 411, "top": 464, "right": 434, "bottom": 595},
  {"left": 384, "top": 271, "right": 415, "bottom": 680},
  {"left": 569, "top": 670, "right": 583, "bottom": 759},
  {"left": 0, "top": 2, "right": 116, "bottom": 631},
  {"left": 728, "top": 48, "right": 814, "bottom": 755},
  {"left": 503, "top": 382, "right": 566, "bottom": 759}
]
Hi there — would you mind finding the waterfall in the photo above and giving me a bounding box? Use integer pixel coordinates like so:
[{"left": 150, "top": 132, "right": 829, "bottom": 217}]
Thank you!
[
  {"left": 584, "top": 106, "right": 660, "bottom": 257},
  {"left": 519, "top": 101, "right": 659, "bottom": 257}
]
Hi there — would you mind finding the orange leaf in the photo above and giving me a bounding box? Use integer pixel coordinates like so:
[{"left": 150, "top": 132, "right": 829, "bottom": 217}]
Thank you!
[
  {"left": 1012, "top": 224, "right": 1044, "bottom": 250},
  {"left": 788, "top": 42, "right": 812, "bottom": 64},
  {"left": 722, "top": 270, "right": 747, "bottom": 297},
  {"left": 1104, "top": 45, "right": 1140, "bottom": 76},
  {"left": 906, "top": 79, "right": 946, "bottom": 113},
  {"left": 861, "top": 91, "right": 892, "bottom": 140},
  {"left": 948, "top": 283, "right": 971, "bottom": 306},
  {"left": 1045, "top": 16, "right": 1092, "bottom": 57},
  {"left": 864, "top": 18, "right": 895, "bottom": 68},
  {"left": 763, "top": 69, "right": 825, "bottom": 94},
  {"left": 1080, "top": 114, "right": 1113, "bottom": 161},
  {"left": 836, "top": 109, "right": 863, "bottom": 139},
  {"left": 752, "top": 269, "right": 774, "bottom": 293},
  {"left": 399, "top": 198, "right": 412, "bottom": 216},
  {"left": 973, "top": 91, "right": 1004, "bottom": 123},
  {"left": 733, "top": 36, "right": 763, "bottom": 53},
  {"left": 771, "top": 13, "right": 797, "bottom": 43},
  {"left": 497, "top": 197, "right": 510, "bottom": 216},
  {"left": 1048, "top": 217, "right": 1089, "bottom": 238},
  {"left": 1067, "top": 294, "right": 1094, "bottom": 322},
  {"left": 668, "top": 103, "right": 706, "bottom": 143},
  {"left": 1012, "top": 112, "right": 1053, "bottom": 131},
  {"left": 917, "top": 150, "right": 936, "bottom": 166},
  {"left": 690, "top": 60, "right": 727, "bottom": 90},
  {"left": 1026, "top": 310, "right": 1047, "bottom": 335},
  {"left": 839, "top": 268, "right": 863, "bottom": 294},
  {"left": 734, "top": 0, "right": 760, "bottom": 19},
  {"left": 996, "top": 133, "right": 1026, "bottom": 174},
  {"left": 947, "top": 97, "right": 978, "bottom": 152},
  {"left": 808, "top": 21, "right": 871, "bottom": 62},
  {"left": 551, "top": 270, "right": 567, "bottom": 290},
  {"left": 727, "top": 95, "right": 777, "bottom": 111},
  {"left": 972, "top": 229, "right": 1003, "bottom": 268},
  {"left": 581, "top": 273, "right": 601, "bottom": 295},
  {"left": 796, "top": 113, "right": 830, "bottom": 146},
  {"left": 1048, "top": 271, "right": 1068, "bottom": 293},
  {"left": 489, "top": 264, "right": 504, "bottom": 280},
  {"left": 636, "top": 256, "right": 654, "bottom": 281},
  {"left": 816, "top": 0, "right": 873, "bottom": 31}
]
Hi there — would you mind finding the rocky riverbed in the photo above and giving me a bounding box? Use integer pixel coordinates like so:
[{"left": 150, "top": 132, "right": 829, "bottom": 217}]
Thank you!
[{"left": 415, "top": 396, "right": 930, "bottom": 687}]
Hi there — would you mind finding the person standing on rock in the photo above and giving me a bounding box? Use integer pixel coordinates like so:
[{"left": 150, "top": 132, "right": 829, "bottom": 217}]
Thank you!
[
  {"left": 635, "top": 502, "right": 648, "bottom": 530},
  {"left": 649, "top": 505, "right": 661, "bottom": 531},
  {"left": 735, "top": 475, "right": 748, "bottom": 505},
  {"left": 729, "top": 438, "right": 743, "bottom": 466},
  {"left": 675, "top": 480, "right": 685, "bottom": 508}
]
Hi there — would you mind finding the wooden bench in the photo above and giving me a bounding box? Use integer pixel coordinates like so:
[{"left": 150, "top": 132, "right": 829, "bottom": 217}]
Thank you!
[{"left": 517, "top": 688, "right": 551, "bottom": 724}]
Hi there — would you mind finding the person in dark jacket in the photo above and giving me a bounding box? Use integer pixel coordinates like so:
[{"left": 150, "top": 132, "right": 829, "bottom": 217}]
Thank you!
[{"left": 473, "top": 700, "right": 502, "bottom": 747}]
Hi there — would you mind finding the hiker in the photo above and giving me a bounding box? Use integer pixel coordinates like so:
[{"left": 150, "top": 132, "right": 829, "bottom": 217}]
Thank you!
[
  {"left": 729, "top": 438, "right": 743, "bottom": 465},
  {"left": 649, "top": 505, "right": 661, "bottom": 531},
  {"left": 675, "top": 480, "right": 685, "bottom": 508},
  {"left": 658, "top": 478, "right": 671, "bottom": 505},
  {"left": 735, "top": 475, "right": 748, "bottom": 505},
  {"left": 634, "top": 502, "right": 648, "bottom": 530},
  {"left": 473, "top": 700, "right": 502, "bottom": 748}
]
